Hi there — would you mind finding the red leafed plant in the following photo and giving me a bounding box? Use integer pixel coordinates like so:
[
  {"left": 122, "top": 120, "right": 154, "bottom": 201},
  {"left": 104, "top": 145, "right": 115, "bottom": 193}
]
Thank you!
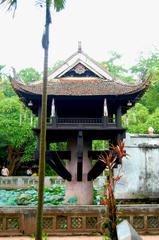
[{"left": 99, "top": 141, "right": 128, "bottom": 240}]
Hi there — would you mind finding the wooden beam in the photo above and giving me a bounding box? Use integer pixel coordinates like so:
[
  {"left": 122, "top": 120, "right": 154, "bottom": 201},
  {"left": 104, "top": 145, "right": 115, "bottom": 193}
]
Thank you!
[
  {"left": 77, "top": 130, "right": 83, "bottom": 181},
  {"left": 46, "top": 152, "right": 72, "bottom": 181},
  {"left": 87, "top": 160, "right": 106, "bottom": 181}
]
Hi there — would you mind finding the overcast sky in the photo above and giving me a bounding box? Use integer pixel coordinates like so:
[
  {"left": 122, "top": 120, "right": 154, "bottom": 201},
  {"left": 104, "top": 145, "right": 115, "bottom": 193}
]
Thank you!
[{"left": 0, "top": 0, "right": 159, "bottom": 72}]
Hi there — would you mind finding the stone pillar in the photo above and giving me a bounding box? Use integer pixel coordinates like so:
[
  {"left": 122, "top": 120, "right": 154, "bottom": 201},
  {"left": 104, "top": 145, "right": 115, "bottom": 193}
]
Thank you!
[{"left": 65, "top": 137, "right": 93, "bottom": 205}]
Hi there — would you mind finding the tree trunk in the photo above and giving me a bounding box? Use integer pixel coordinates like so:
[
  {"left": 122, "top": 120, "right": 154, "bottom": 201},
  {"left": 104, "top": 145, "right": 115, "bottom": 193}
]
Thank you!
[
  {"left": 35, "top": 4, "right": 50, "bottom": 240},
  {"left": 7, "top": 145, "right": 22, "bottom": 176}
]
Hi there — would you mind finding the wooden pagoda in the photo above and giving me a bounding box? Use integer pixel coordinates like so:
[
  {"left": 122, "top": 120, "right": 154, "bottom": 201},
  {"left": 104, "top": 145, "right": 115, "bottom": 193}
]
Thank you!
[{"left": 11, "top": 45, "right": 149, "bottom": 204}]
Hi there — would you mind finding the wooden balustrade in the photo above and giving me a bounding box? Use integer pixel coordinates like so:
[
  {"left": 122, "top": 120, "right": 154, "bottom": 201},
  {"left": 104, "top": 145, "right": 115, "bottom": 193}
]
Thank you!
[
  {"left": 46, "top": 117, "right": 117, "bottom": 128},
  {"left": 0, "top": 205, "right": 159, "bottom": 236}
]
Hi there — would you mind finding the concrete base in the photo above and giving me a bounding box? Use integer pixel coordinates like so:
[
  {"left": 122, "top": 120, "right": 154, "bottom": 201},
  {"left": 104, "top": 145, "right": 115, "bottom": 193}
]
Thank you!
[
  {"left": 65, "top": 178, "right": 93, "bottom": 204},
  {"left": 117, "top": 220, "right": 142, "bottom": 240},
  {"left": 65, "top": 138, "right": 93, "bottom": 205}
]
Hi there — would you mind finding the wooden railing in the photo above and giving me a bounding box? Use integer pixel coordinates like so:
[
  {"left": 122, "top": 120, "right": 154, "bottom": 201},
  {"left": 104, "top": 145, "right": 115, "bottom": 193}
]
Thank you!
[
  {"left": 0, "top": 205, "right": 159, "bottom": 236},
  {"left": 47, "top": 117, "right": 117, "bottom": 128}
]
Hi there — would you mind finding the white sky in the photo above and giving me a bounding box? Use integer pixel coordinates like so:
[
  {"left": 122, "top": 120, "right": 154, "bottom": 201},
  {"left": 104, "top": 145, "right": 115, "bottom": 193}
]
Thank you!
[{"left": 0, "top": 0, "right": 159, "bottom": 72}]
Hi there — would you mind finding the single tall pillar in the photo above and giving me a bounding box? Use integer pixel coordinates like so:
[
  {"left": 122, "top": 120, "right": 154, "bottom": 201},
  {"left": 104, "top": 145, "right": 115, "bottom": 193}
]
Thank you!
[{"left": 65, "top": 137, "right": 93, "bottom": 205}]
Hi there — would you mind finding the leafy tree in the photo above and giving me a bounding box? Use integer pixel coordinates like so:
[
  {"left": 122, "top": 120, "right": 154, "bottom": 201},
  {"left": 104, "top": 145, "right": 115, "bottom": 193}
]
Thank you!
[
  {"left": 131, "top": 52, "right": 159, "bottom": 113},
  {"left": 18, "top": 67, "right": 41, "bottom": 84},
  {"left": 122, "top": 103, "right": 149, "bottom": 133},
  {"left": 48, "top": 60, "right": 64, "bottom": 74},
  {"left": 146, "top": 108, "right": 159, "bottom": 133},
  {"left": 0, "top": 96, "right": 36, "bottom": 174},
  {"left": 101, "top": 51, "right": 134, "bottom": 83},
  {"left": 0, "top": 65, "right": 15, "bottom": 97},
  {"left": 1, "top": 79, "right": 15, "bottom": 97},
  {"left": 131, "top": 52, "right": 159, "bottom": 78}
]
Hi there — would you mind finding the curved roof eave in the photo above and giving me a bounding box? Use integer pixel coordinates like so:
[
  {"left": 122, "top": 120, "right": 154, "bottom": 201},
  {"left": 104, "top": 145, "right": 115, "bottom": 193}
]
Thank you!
[{"left": 10, "top": 76, "right": 150, "bottom": 99}]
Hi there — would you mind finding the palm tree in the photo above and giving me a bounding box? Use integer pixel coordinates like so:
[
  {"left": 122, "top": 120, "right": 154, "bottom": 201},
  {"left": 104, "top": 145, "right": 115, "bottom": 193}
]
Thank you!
[{"left": 0, "top": 1, "right": 66, "bottom": 239}]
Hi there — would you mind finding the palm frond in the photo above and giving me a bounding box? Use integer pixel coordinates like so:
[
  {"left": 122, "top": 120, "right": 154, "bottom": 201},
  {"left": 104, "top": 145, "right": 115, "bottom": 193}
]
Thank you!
[
  {"left": 0, "top": 0, "right": 17, "bottom": 10},
  {"left": 54, "top": 0, "right": 65, "bottom": 12},
  {"left": 36, "top": 0, "right": 65, "bottom": 12}
]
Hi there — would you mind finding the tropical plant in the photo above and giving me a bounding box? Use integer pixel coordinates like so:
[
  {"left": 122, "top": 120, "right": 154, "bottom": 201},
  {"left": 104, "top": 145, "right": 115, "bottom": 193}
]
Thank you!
[
  {"left": 0, "top": 1, "right": 66, "bottom": 239},
  {"left": 100, "top": 141, "right": 127, "bottom": 240}
]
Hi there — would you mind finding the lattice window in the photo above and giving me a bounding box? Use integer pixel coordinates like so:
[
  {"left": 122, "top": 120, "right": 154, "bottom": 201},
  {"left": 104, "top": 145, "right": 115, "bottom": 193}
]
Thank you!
[
  {"left": 43, "top": 217, "right": 53, "bottom": 229},
  {"left": 147, "top": 216, "right": 159, "bottom": 228},
  {"left": 71, "top": 217, "right": 82, "bottom": 229},
  {"left": 0, "top": 218, "right": 3, "bottom": 231},
  {"left": 6, "top": 218, "right": 19, "bottom": 230},
  {"left": 56, "top": 216, "right": 67, "bottom": 229},
  {"left": 133, "top": 216, "right": 144, "bottom": 229},
  {"left": 86, "top": 217, "right": 97, "bottom": 229}
]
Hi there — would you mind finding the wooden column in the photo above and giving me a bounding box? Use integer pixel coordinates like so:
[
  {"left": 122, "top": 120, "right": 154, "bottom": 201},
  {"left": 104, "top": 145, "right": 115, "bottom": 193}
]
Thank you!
[
  {"left": 116, "top": 105, "right": 122, "bottom": 127},
  {"left": 38, "top": 106, "right": 41, "bottom": 128}
]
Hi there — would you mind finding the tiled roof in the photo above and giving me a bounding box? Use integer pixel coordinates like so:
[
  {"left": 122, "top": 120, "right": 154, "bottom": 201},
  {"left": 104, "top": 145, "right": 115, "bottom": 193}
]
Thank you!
[{"left": 11, "top": 77, "right": 149, "bottom": 96}]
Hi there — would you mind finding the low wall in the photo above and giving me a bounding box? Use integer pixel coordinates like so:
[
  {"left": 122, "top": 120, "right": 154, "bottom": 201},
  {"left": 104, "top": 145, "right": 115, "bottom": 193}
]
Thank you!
[
  {"left": 0, "top": 205, "right": 159, "bottom": 236},
  {"left": 0, "top": 176, "right": 64, "bottom": 189}
]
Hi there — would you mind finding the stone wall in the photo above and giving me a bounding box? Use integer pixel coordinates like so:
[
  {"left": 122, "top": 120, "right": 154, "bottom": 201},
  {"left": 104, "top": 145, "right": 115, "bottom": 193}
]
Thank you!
[
  {"left": 114, "top": 133, "right": 159, "bottom": 199},
  {"left": 0, "top": 176, "right": 64, "bottom": 189}
]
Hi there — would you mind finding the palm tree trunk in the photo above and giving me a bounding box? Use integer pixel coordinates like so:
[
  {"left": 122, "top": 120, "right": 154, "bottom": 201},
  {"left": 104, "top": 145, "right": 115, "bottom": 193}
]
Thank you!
[{"left": 35, "top": 3, "right": 50, "bottom": 240}]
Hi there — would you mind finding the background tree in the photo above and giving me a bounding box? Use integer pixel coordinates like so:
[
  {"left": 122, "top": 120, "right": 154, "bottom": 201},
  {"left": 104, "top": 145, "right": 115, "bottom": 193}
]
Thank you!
[
  {"left": 122, "top": 103, "right": 149, "bottom": 133},
  {"left": 101, "top": 51, "right": 135, "bottom": 83},
  {"left": 18, "top": 67, "right": 41, "bottom": 84},
  {"left": 132, "top": 52, "right": 159, "bottom": 113},
  {"left": 0, "top": 95, "right": 36, "bottom": 175}
]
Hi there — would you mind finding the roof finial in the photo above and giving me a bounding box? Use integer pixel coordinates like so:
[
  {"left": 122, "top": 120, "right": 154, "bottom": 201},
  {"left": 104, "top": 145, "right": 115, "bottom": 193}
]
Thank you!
[{"left": 78, "top": 41, "right": 82, "bottom": 53}]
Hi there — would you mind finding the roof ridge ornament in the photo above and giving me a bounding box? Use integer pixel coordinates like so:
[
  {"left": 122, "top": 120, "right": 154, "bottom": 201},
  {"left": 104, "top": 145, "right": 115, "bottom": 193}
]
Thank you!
[
  {"left": 78, "top": 41, "right": 82, "bottom": 53},
  {"left": 11, "top": 67, "right": 23, "bottom": 83}
]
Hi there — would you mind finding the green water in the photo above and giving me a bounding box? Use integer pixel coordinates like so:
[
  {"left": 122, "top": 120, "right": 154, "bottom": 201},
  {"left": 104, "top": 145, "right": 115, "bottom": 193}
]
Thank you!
[
  {"left": 0, "top": 185, "right": 65, "bottom": 206},
  {"left": 0, "top": 185, "right": 101, "bottom": 206}
]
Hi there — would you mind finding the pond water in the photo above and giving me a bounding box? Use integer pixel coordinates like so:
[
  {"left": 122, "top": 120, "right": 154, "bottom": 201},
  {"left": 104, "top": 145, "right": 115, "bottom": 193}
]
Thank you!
[
  {"left": 0, "top": 185, "right": 102, "bottom": 206},
  {"left": 0, "top": 185, "right": 65, "bottom": 206}
]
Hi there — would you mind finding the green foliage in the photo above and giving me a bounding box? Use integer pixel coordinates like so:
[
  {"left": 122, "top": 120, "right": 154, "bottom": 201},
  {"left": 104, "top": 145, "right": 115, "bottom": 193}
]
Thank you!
[
  {"left": 18, "top": 68, "right": 41, "bottom": 84},
  {"left": 21, "top": 137, "right": 37, "bottom": 162},
  {"left": 0, "top": 96, "right": 32, "bottom": 148},
  {"left": 45, "top": 163, "right": 57, "bottom": 176},
  {"left": 131, "top": 52, "right": 159, "bottom": 77},
  {"left": 101, "top": 51, "right": 134, "bottom": 83},
  {"left": 0, "top": 65, "right": 15, "bottom": 97},
  {"left": 48, "top": 60, "right": 64, "bottom": 74},
  {"left": 92, "top": 140, "right": 109, "bottom": 151},
  {"left": 0, "top": 95, "right": 36, "bottom": 163},
  {"left": 32, "top": 232, "right": 48, "bottom": 240},
  {"left": 131, "top": 52, "right": 159, "bottom": 113},
  {"left": 145, "top": 108, "right": 159, "bottom": 133},
  {"left": 2, "top": 79, "right": 15, "bottom": 97},
  {"left": 122, "top": 103, "right": 149, "bottom": 133},
  {"left": 50, "top": 142, "right": 67, "bottom": 151}
]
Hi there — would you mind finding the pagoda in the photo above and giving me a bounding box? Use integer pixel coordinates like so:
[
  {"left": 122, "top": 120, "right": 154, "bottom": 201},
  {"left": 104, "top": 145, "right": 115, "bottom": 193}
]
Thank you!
[{"left": 11, "top": 44, "right": 149, "bottom": 204}]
